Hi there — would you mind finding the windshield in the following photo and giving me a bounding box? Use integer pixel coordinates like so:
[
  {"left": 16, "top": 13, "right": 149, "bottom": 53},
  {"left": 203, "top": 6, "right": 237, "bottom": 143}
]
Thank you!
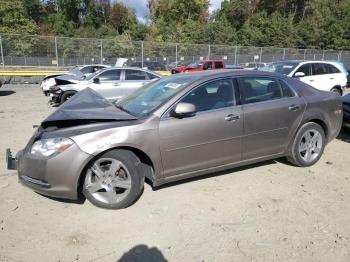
[
  {"left": 259, "top": 62, "right": 299, "bottom": 75},
  {"left": 116, "top": 76, "right": 196, "bottom": 117},
  {"left": 188, "top": 62, "right": 202, "bottom": 68}
]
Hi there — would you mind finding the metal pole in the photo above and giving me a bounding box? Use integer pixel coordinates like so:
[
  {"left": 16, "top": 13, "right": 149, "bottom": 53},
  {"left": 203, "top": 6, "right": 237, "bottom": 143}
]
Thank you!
[
  {"left": 54, "top": 37, "right": 58, "bottom": 67},
  {"left": 282, "top": 48, "right": 286, "bottom": 60},
  {"left": 338, "top": 51, "right": 342, "bottom": 61},
  {"left": 322, "top": 50, "right": 325, "bottom": 60},
  {"left": 304, "top": 49, "right": 306, "bottom": 60},
  {"left": 208, "top": 44, "right": 211, "bottom": 59},
  {"left": 175, "top": 44, "right": 178, "bottom": 67},
  {"left": 259, "top": 47, "right": 263, "bottom": 64},
  {"left": 0, "top": 34, "right": 4, "bottom": 68},
  {"left": 100, "top": 39, "right": 103, "bottom": 64},
  {"left": 141, "top": 41, "right": 144, "bottom": 68},
  {"left": 234, "top": 46, "right": 238, "bottom": 64}
]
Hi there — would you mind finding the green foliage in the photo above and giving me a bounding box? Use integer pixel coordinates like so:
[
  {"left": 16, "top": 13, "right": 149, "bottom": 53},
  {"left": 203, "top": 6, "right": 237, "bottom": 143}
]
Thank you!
[{"left": 0, "top": 0, "right": 349, "bottom": 52}]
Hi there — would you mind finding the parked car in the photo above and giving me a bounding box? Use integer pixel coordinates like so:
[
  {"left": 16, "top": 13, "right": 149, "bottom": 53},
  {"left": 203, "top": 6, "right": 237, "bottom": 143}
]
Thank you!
[
  {"left": 342, "top": 93, "right": 350, "bottom": 128},
  {"left": 41, "top": 64, "right": 109, "bottom": 95},
  {"left": 49, "top": 67, "right": 161, "bottom": 105},
  {"left": 240, "top": 62, "right": 267, "bottom": 70},
  {"left": 171, "top": 60, "right": 228, "bottom": 74},
  {"left": 7, "top": 70, "right": 343, "bottom": 209},
  {"left": 259, "top": 60, "right": 347, "bottom": 95},
  {"left": 128, "top": 61, "right": 167, "bottom": 71}
]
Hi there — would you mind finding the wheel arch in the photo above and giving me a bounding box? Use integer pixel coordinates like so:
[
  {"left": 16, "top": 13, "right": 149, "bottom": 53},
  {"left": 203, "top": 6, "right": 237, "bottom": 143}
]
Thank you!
[
  {"left": 331, "top": 85, "right": 343, "bottom": 96},
  {"left": 77, "top": 146, "right": 156, "bottom": 196}
]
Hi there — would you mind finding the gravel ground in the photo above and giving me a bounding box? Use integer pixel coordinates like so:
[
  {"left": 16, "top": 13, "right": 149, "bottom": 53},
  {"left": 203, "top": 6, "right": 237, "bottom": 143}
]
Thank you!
[{"left": 0, "top": 85, "right": 350, "bottom": 262}]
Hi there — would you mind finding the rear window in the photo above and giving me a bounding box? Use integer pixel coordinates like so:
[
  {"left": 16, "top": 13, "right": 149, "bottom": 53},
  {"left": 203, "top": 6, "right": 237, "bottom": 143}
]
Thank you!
[
  {"left": 325, "top": 64, "right": 340, "bottom": 74},
  {"left": 125, "top": 69, "right": 147, "bottom": 80},
  {"left": 312, "top": 63, "right": 327, "bottom": 75},
  {"left": 215, "top": 61, "right": 224, "bottom": 69}
]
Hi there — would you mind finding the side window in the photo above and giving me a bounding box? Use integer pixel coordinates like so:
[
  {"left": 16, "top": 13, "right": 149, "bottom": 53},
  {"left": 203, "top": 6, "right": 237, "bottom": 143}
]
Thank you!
[
  {"left": 80, "top": 66, "right": 94, "bottom": 74},
  {"left": 215, "top": 61, "right": 224, "bottom": 69},
  {"left": 181, "top": 79, "right": 236, "bottom": 112},
  {"left": 97, "top": 69, "right": 121, "bottom": 81},
  {"left": 325, "top": 64, "right": 340, "bottom": 74},
  {"left": 147, "top": 72, "right": 160, "bottom": 80},
  {"left": 125, "top": 69, "right": 147, "bottom": 80},
  {"left": 279, "top": 80, "right": 295, "bottom": 97},
  {"left": 203, "top": 62, "right": 212, "bottom": 70},
  {"left": 295, "top": 64, "right": 311, "bottom": 76},
  {"left": 312, "top": 63, "right": 327, "bottom": 75},
  {"left": 238, "top": 77, "right": 291, "bottom": 104}
]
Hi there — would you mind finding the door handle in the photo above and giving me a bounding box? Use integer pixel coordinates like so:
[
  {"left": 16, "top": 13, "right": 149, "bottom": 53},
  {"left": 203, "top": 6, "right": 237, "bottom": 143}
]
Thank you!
[
  {"left": 113, "top": 83, "right": 120, "bottom": 86},
  {"left": 288, "top": 105, "right": 300, "bottom": 111},
  {"left": 225, "top": 114, "right": 240, "bottom": 121},
  {"left": 309, "top": 80, "right": 315, "bottom": 82},
  {"left": 329, "top": 77, "right": 334, "bottom": 80}
]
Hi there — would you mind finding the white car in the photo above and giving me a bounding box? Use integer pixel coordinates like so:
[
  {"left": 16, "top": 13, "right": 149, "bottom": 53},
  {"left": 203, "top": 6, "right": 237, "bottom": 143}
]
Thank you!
[
  {"left": 41, "top": 64, "right": 109, "bottom": 95},
  {"left": 49, "top": 67, "right": 161, "bottom": 105},
  {"left": 260, "top": 61, "right": 347, "bottom": 95}
]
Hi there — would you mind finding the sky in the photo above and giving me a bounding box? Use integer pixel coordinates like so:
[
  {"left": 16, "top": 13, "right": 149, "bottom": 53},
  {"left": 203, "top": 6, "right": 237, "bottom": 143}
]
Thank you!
[{"left": 116, "top": 0, "right": 224, "bottom": 23}]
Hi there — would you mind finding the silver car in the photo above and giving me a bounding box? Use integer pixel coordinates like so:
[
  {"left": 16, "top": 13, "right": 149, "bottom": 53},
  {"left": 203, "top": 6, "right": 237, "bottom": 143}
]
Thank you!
[
  {"left": 7, "top": 70, "right": 343, "bottom": 209},
  {"left": 49, "top": 67, "right": 161, "bottom": 105}
]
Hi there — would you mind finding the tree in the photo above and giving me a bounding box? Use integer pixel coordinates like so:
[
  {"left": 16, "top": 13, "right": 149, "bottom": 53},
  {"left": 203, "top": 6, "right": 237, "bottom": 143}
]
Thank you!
[{"left": 108, "top": 3, "right": 137, "bottom": 34}]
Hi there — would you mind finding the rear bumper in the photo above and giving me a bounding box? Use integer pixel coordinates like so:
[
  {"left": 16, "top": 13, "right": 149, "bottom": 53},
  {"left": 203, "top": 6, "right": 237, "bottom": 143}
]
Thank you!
[{"left": 6, "top": 144, "right": 92, "bottom": 200}]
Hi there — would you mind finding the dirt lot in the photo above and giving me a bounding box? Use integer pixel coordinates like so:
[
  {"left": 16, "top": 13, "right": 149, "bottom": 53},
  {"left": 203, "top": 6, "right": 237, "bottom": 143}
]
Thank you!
[{"left": 0, "top": 85, "right": 350, "bottom": 262}]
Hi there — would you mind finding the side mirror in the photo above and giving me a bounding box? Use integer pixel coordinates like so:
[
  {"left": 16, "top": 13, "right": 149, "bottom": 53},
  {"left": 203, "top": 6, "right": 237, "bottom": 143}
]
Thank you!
[
  {"left": 93, "top": 77, "right": 100, "bottom": 84},
  {"left": 294, "top": 72, "right": 305, "bottom": 78},
  {"left": 171, "top": 103, "right": 196, "bottom": 118}
]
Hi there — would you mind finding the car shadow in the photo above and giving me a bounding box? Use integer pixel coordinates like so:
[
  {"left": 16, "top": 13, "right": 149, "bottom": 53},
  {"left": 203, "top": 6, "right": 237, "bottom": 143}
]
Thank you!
[
  {"left": 337, "top": 127, "right": 350, "bottom": 143},
  {"left": 152, "top": 159, "right": 279, "bottom": 190},
  {"left": 0, "top": 90, "right": 16, "bottom": 96},
  {"left": 117, "top": 244, "right": 168, "bottom": 262},
  {"left": 36, "top": 192, "right": 86, "bottom": 205}
]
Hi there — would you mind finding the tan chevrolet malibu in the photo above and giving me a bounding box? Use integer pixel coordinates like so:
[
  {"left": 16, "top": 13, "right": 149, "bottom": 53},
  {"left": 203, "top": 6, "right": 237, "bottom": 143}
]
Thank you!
[{"left": 7, "top": 70, "right": 343, "bottom": 209}]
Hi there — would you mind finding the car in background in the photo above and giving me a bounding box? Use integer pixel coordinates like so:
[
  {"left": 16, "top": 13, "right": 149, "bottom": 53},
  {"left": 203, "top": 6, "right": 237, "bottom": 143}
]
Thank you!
[
  {"left": 240, "top": 62, "right": 267, "bottom": 70},
  {"left": 41, "top": 64, "right": 109, "bottom": 95},
  {"left": 342, "top": 93, "right": 350, "bottom": 128},
  {"left": 49, "top": 67, "right": 161, "bottom": 105},
  {"left": 171, "top": 60, "right": 228, "bottom": 74},
  {"left": 259, "top": 60, "right": 347, "bottom": 95},
  {"left": 128, "top": 61, "right": 167, "bottom": 71},
  {"left": 7, "top": 70, "right": 343, "bottom": 209}
]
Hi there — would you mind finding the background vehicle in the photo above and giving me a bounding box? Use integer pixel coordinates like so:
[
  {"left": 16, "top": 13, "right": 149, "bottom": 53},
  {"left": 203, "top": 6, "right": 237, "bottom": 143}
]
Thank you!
[
  {"left": 7, "top": 70, "right": 343, "bottom": 209},
  {"left": 128, "top": 61, "right": 167, "bottom": 71},
  {"left": 240, "top": 62, "right": 267, "bottom": 70},
  {"left": 41, "top": 64, "right": 109, "bottom": 95},
  {"left": 50, "top": 67, "right": 161, "bottom": 105},
  {"left": 342, "top": 94, "right": 350, "bottom": 128},
  {"left": 259, "top": 60, "right": 347, "bottom": 95},
  {"left": 171, "top": 60, "right": 227, "bottom": 74}
]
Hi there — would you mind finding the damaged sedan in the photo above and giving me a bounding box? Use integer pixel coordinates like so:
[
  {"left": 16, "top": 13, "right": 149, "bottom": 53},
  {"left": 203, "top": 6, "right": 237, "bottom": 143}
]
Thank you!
[{"left": 7, "top": 70, "right": 343, "bottom": 209}]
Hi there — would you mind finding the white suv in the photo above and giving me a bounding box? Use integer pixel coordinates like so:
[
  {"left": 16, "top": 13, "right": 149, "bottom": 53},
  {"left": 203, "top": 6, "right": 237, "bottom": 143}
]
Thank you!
[{"left": 260, "top": 61, "right": 347, "bottom": 95}]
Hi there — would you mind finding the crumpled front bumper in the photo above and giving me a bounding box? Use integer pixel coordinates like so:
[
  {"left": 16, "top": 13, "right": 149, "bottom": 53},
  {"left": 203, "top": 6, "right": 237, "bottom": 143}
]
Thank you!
[{"left": 6, "top": 144, "right": 93, "bottom": 200}]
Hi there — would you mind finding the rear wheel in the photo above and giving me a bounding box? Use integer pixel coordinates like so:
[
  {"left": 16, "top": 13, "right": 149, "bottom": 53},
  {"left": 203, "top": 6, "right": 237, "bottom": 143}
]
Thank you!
[
  {"left": 331, "top": 87, "right": 342, "bottom": 96},
  {"left": 83, "top": 150, "right": 144, "bottom": 209},
  {"left": 60, "top": 91, "right": 77, "bottom": 104},
  {"left": 287, "top": 122, "right": 326, "bottom": 167}
]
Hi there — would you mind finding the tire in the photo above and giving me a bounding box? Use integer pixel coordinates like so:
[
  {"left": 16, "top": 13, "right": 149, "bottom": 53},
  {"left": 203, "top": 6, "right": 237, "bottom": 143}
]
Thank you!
[
  {"left": 331, "top": 87, "right": 342, "bottom": 96},
  {"left": 287, "top": 122, "right": 326, "bottom": 167},
  {"left": 83, "top": 149, "right": 145, "bottom": 209},
  {"left": 60, "top": 91, "right": 77, "bottom": 104}
]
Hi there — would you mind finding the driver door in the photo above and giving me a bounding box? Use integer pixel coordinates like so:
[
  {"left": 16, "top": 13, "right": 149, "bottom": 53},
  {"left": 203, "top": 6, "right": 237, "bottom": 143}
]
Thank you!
[
  {"left": 159, "top": 78, "right": 243, "bottom": 178},
  {"left": 89, "top": 69, "right": 122, "bottom": 99}
]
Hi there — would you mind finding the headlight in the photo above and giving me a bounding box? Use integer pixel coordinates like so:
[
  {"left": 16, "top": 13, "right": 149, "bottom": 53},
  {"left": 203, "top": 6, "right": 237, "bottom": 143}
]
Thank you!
[{"left": 31, "top": 138, "right": 74, "bottom": 157}]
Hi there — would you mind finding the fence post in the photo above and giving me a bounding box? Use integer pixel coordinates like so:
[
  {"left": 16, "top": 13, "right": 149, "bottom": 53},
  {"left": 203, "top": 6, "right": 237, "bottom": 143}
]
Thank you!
[
  {"left": 0, "top": 34, "right": 4, "bottom": 68},
  {"left": 54, "top": 37, "right": 59, "bottom": 67},
  {"left": 282, "top": 48, "right": 286, "bottom": 60},
  {"left": 338, "top": 50, "right": 342, "bottom": 61},
  {"left": 304, "top": 49, "right": 306, "bottom": 60},
  {"left": 175, "top": 43, "right": 178, "bottom": 67},
  {"left": 100, "top": 39, "right": 103, "bottom": 64},
  {"left": 208, "top": 44, "right": 211, "bottom": 59},
  {"left": 141, "top": 41, "right": 144, "bottom": 68},
  {"left": 234, "top": 46, "right": 238, "bottom": 64},
  {"left": 259, "top": 47, "right": 263, "bottom": 64},
  {"left": 322, "top": 50, "right": 325, "bottom": 60}
]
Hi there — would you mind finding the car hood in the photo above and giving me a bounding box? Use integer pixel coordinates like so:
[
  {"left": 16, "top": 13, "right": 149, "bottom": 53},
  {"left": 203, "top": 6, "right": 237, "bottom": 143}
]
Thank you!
[{"left": 41, "top": 88, "right": 137, "bottom": 128}]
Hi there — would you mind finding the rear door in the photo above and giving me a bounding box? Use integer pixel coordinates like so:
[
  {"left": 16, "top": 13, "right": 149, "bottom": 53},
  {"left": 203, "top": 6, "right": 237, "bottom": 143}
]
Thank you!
[
  {"left": 159, "top": 78, "right": 243, "bottom": 177},
  {"left": 238, "top": 76, "right": 305, "bottom": 160},
  {"left": 310, "top": 63, "right": 331, "bottom": 91},
  {"left": 118, "top": 69, "right": 155, "bottom": 99}
]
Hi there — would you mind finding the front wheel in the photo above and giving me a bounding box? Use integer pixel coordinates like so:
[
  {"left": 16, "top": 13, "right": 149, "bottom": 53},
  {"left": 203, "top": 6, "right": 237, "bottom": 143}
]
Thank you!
[
  {"left": 331, "top": 87, "right": 342, "bottom": 96},
  {"left": 83, "top": 150, "right": 144, "bottom": 209},
  {"left": 287, "top": 122, "right": 326, "bottom": 167},
  {"left": 60, "top": 91, "right": 77, "bottom": 104}
]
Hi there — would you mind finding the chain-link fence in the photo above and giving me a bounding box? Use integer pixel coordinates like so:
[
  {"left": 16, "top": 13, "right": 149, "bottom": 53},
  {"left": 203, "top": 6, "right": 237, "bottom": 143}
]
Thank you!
[{"left": 0, "top": 33, "right": 349, "bottom": 69}]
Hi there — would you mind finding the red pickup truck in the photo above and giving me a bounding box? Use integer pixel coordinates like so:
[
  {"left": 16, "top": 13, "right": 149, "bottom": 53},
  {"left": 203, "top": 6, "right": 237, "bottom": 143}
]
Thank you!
[{"left": 171, "top": 60, "right": 228, "bottom": 74}]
